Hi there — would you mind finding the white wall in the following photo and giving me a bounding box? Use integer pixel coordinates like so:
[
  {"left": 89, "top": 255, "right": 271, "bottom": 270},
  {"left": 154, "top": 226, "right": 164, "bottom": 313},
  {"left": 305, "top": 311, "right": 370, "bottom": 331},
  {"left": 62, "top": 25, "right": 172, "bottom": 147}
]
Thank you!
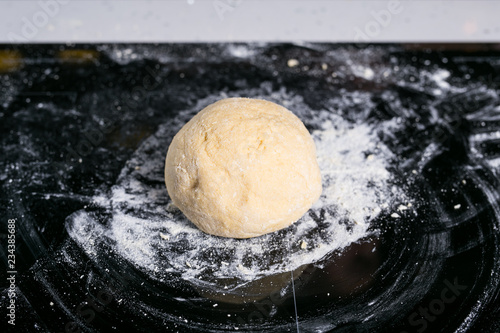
[{"left": 1, "top": 0, "right": 499, "bottom": 43}]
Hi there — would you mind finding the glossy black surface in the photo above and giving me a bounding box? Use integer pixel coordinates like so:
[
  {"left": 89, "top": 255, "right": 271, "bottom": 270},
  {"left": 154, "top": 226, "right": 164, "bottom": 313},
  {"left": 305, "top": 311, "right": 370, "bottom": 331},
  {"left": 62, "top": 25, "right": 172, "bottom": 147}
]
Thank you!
[{"left": 1, "top": 44, "right": 500, "bottom": 332}]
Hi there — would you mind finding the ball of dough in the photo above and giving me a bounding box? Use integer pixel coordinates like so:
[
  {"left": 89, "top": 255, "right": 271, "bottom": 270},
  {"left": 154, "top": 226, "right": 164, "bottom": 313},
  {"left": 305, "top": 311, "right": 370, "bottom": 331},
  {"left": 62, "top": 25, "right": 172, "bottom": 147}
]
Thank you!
[{"left": 164, "top": 98, "right": 322, "bottom": 238}]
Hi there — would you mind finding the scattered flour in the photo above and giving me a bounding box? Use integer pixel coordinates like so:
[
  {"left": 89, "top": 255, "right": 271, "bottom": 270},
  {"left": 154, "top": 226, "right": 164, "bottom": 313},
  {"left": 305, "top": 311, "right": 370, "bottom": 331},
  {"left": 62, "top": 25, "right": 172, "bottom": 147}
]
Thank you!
[{"left": 66, "top": 90, "right": 405, "bottom": 290}]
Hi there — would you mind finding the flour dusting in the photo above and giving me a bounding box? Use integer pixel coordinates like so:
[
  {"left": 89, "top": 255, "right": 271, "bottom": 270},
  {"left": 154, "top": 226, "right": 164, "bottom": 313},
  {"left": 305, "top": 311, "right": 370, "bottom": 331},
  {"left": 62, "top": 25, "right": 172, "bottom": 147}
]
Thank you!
[{"left": 67, "top": 90, "right": 405, "bottom": 290}]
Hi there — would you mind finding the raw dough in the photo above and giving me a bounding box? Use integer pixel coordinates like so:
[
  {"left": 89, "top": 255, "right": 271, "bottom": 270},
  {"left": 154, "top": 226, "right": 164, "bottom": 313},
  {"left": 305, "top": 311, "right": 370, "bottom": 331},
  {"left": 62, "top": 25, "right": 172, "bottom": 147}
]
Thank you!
[{"left": 164, "top": 98, "right": 322, "bottom": 238}]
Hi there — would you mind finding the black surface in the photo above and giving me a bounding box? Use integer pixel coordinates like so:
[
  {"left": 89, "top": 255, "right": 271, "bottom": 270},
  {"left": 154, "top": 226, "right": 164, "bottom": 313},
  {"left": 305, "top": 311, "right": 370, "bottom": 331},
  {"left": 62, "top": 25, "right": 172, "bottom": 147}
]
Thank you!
[{"left": 1, "top": 43, "right": 500, "bottom": 333}]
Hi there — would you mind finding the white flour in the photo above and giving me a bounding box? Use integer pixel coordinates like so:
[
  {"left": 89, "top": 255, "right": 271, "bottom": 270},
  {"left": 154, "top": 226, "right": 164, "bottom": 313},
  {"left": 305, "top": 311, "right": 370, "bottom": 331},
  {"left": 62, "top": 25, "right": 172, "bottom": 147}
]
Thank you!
[{"left": 67, "top": 90, "right": 405, "bottom": 290}]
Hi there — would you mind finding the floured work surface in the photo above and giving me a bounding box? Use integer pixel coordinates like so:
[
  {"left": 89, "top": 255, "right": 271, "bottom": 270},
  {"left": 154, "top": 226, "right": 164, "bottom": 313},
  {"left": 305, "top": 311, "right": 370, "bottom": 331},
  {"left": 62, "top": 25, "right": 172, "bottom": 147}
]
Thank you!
[{"left": 1, "top": 44, "right": 500, "bottom": 333}]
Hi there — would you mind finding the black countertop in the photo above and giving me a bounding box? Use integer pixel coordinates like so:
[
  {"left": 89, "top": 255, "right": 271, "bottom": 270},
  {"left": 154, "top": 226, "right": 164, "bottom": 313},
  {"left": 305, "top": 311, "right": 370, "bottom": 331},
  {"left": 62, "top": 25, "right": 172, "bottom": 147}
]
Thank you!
[{"left": 1, "top": 43, "right": 500, "bottom": 333}]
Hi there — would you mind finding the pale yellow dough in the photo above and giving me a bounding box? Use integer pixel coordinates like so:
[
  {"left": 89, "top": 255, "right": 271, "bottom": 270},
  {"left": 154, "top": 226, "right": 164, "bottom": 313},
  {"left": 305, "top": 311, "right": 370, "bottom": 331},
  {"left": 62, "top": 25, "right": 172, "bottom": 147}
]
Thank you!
[{"left": 164, "top": 98, "right": 322, "bottom": 238}]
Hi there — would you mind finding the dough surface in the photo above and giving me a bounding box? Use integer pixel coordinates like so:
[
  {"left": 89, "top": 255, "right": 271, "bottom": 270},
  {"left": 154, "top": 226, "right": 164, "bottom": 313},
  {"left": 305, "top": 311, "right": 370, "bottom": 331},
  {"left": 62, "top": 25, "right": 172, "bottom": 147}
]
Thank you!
[{"left": 164, "top": 98, "right": 322, "bottom": 238}]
